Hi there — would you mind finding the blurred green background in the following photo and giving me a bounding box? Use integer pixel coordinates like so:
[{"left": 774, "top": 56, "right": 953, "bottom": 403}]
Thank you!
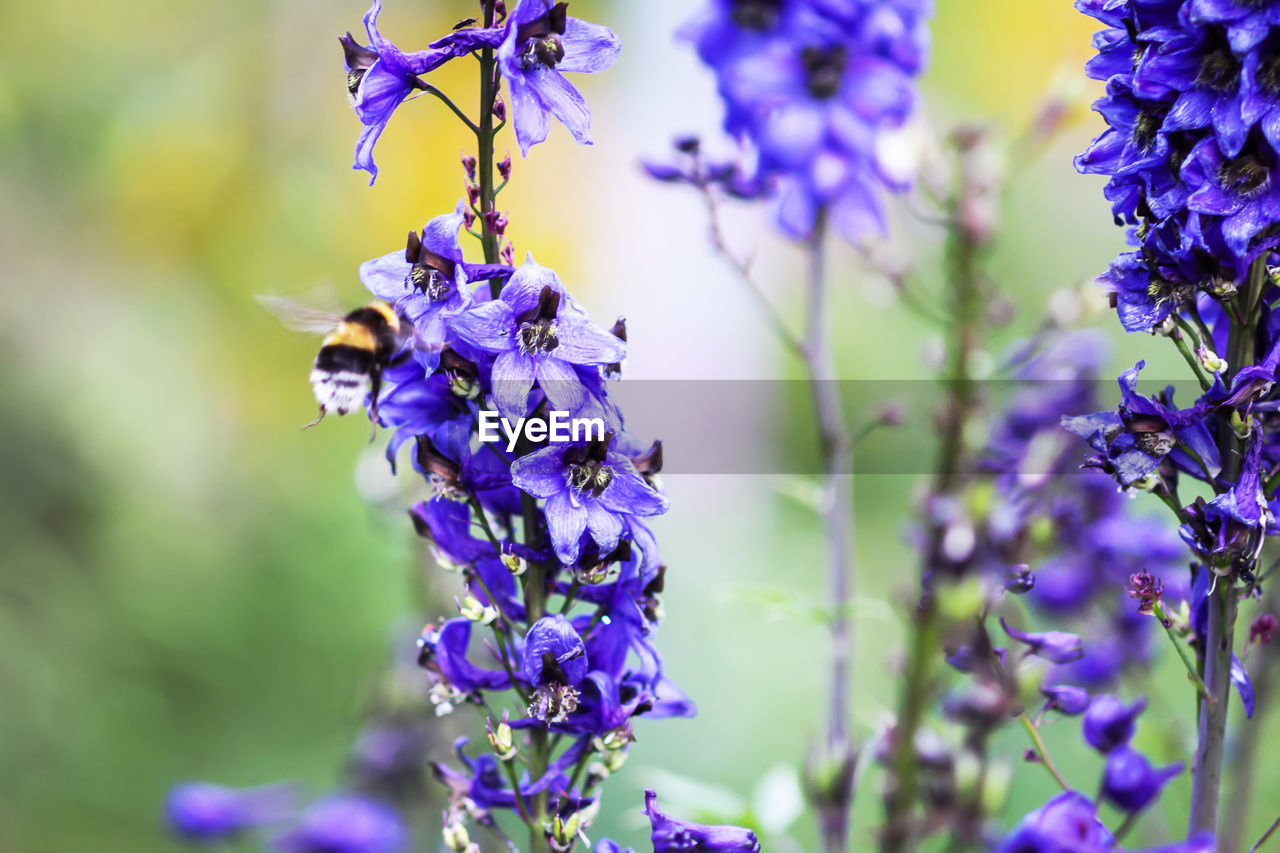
[{"left": 2, "top": 0, "right": 1277, "bottom": 851}]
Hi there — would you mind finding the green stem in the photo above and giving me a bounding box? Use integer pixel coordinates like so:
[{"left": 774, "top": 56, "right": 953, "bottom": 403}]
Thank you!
[
  {"left": 1152, "top": 601, "right": 1213, "bottom": 703},
  {"left": 476, "top": 0, "right": 502, "bottom": 282},
  {"left": 1188, "top": 257, "right": 1264, "bottom": 836},
  {"left": 881, "top": 156, "right": 985, "bottom": 853},
  {"left": 1018, "top": 713, "right": 1069, "bottom": 792}
]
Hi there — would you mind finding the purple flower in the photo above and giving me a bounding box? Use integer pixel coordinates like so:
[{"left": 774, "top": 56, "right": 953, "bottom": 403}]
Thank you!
[
  {"left": 1040, "top": 684, "right": 1091, "bottom": 716},
  {"left": 452, "top": 253, "right": 626, "bottom": 421},
  {"left": 273, "top": 796, "right": 405, "bottom": 853},
  {"left": 999, "top": 617, "right": 1084, "bottom": 664},
  {"left": 1063, "top": 361, "right": 1220, "bottom": 487},
  {"left": 500, "top": 1, "right": 620, "bottom": 155},
  {"left": 644, "top": 790, "right": 761, "bottom": 853},
  {"left": 448, "top": 2, "right": 622, "bottom": 155},
  {"left": 165, "top": 782, "right": 292, "bottom": 842},
  {"left": 340, "top": 0, "right": 465, "bottom": 183},
  {"left": 994, "top": 791, "right": 1112, "bottom": 853},
  {"left": 1082, "top": 694, "right": 1146, "bottom": 753},
  {"left": 522, "top": 614, "right": 589, "bottom": 687},
  {"left": 360, "top": 201, "right": 515, "bottom": 373},
  {"left": 1101, "top": 746, "right": 1183, "bottom": 813},
  {"left": 594, "top": 841, "right": 634, "bottom": 853},
  {"left": 511, "top": 435, "right": 669, "bottom": 565}
]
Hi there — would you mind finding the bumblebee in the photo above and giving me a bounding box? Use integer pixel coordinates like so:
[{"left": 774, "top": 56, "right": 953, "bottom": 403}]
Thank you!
[{"left": 259, "top": 296, "right": 409, "bottom": 427}]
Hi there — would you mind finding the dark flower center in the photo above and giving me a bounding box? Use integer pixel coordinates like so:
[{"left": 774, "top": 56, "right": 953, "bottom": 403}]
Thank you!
[
  {"left": 404, "top": 231, "right": 457, "bottom": 302},
  {"left": 1197, "top": 30, "right": 1240, "bottom": 90},
  {"left": 346, "top": 69, "right": 366, "bottom": 97},
  {"left": 802, "top": 45, "right": 846, "bottom": 99},
  {"left": 1260, "top": 53, "right": 1280, "bottom": 94},
  {"left": 1132, "top": 110, "right": 1162, "bottom": 151},
  {"left": 1218, "top": 153, "right": 1271, "bottom": 196},
  {"left": 730, "top": 0, "right": 783, "bottom": 31},
  {"left": 564, "top": 435, "right": 614, "bottom": 498},
  {"left": 517, "top": 2, "right": 569, "bottom": 70},
  {"left": 517, "top": 285, "right": 561, "bottom": 355}
]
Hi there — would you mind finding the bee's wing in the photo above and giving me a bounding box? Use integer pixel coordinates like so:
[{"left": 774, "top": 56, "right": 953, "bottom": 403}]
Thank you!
[{"left": 256, "top": 294, "right": 345, "bottom": 334}]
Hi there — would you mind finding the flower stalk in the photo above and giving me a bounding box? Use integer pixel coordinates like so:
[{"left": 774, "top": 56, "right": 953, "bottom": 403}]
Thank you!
[
  {"left": 800, "top": 211, "right": 857, "bottom": 853},
  {"left": 881, "top": 135, "right": 988, "bottom": 853},
  {"left": 1188, "top": 257, "right": 1264, "bottom": 837}
]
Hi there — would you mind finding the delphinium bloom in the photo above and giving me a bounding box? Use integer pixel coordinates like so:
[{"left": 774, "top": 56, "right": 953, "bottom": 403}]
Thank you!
[
  {"left": 171, "top": 0, "right": 759, "bottom": 848},
  {"left": 451, "top": 254, "right": 628, "bottom": 421},
  {"left": 994, "top": 694, "right": 1201, "bottom": 851},
  {"left": 674, "top": 0, "right": 932, "bottom": 240},
  {"left": 340, "top": 1, "right": 469, "bottom": 183},
  {"left": 165, "top": 783, "right": 293, "bottom": 843},
  {"left": 437, "top": 1, "right": 623, "bottom": 155},
  {"left": 932, "top": 331, "right": 1188, "bottom": 687},
  {"left": 1075, "top": 0, "right": 1280, "bottom": 835}
]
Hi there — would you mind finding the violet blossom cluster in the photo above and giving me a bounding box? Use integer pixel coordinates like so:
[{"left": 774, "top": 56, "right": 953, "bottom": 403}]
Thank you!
[
  {"left": 649, "top": 0, "right": 931, "bottom": 241},
  {"left": 166, "top": 1, "right": 762, "bottom": 851}
]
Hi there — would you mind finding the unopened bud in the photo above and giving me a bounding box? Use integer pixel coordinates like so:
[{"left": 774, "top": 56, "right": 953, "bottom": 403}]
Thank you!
[
  {"left": 1198, "top": 345, "right": 1227, "bottom": 375},
  {"left": 549, "top": 811, "right": 580, "bottom": 851},
  {"left": 492, "top": 95, "right": 506, "bottom": 122},
  {"left": 1251, "top": 613, "right": 1278, "bottom": 645},
  {"left": 487, "top": 717, "right": 517, "bottom": 761},
  {"left": 500, "top": 544, "right": 527, "bottom": 576},
  {"left": 461, "top": 153, "right": 477, "bottom": 180},
  {"left": 443, "top": 819, "right": 471, "bottom": 852},
  {"left": 498, "top": 153, "right": 512, "bottom": 180},
  {"left": 459, "top": 595, "right": 497, "bottom": 625}
]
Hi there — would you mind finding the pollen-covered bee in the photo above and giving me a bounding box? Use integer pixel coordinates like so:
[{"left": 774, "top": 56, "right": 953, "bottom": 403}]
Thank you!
[{"left": 258, "top": 295, "right": 411, "bottom": 427}]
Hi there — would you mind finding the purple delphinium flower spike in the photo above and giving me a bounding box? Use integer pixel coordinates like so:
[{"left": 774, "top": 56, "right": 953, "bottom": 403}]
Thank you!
[
  {"left": 511, "top": 434, "right": 669, "bottom": 565},
  {"left": 272, "top": 795, "right": 405, "bottom": 853},
  {"left": 452, "top": 253, "right": 626, "bottom": 421},
  {"left": 999, "top": 617, "right": 1084, "bottom": 664},
  {"left": 165, "top": 782, "right": 293, "bottom": 842},
  {"left": 1101, "top": 746, "right": 1184, "bottom": 813},
  {"left": 340, "top": 0, "right": 469, "bottom": 183},
  {"left": 1082, "top": 694, "right": 1146, "bottom": 754},
  {"left": 644, "top": 789, "right": 761, "bottom": 853}
]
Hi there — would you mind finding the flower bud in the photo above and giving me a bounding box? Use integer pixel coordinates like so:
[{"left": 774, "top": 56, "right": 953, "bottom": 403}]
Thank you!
[
  {"left": 498, "top": 153, "right": 512, "bottom": 180},
  {"left": 549, "top": 811, "right": 580, "bottom": 851},
  {"left": 487, "top": 718, "right": 517, "bottom": 762},
  {"left": 500, "top": 544, "right": 527, "bottom": 576},
  {"left": 461, "top": 154, "right": 477, "bottom": 180},
  {"left": 442, "top": 818, "right": 471, "bottom": 852},
  {"left": 1197, "top": 345, "right": 1227, "bottom": 374},
  {"left": 458, "top": 595, "right": 497, "bottom": 625},
  {"left": 1251, "top": 613, "right": 1277, "bottom": 645},
  {"left": 493, "top": 95, "right": 506, "bottom": 121},
  {"left": 1083, "top": 695, "right": 1146, "bottom": 753}
]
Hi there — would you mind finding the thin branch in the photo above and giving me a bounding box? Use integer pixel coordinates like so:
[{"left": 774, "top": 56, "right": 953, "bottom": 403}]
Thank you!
[
  {"left": 1249, "top": 814, "right": 1280, "bottom": 853},
  {"left": 695, "top": 183, "right": 805, "bottom": 358},
  {"left": 419, "top": 82, "right": 480, "bottom": 135},
  {"left": 1018, "top": 713, "right": 1070, "bottom": 792}
]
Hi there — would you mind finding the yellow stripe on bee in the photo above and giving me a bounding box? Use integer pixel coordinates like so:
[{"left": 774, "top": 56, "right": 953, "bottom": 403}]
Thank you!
[
  {"left": 367, "top": 300, "right": 401, "bottom": 333},
  {"left": 323, "top": 321, "right": 379, "bottom": 352}
]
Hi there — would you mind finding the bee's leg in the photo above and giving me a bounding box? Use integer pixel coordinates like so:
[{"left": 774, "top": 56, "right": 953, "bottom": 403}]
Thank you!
[{"left": 302, "top": 406, "right": 326, "bottom": 430}]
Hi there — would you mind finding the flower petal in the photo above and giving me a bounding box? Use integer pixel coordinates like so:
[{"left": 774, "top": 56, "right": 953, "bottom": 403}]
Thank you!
[
  {"left": 557, "top": 17, "right": 621, "bottom": 74},
  {"left": 491, "top": 349, "right": 535, "bottom": 422}
]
